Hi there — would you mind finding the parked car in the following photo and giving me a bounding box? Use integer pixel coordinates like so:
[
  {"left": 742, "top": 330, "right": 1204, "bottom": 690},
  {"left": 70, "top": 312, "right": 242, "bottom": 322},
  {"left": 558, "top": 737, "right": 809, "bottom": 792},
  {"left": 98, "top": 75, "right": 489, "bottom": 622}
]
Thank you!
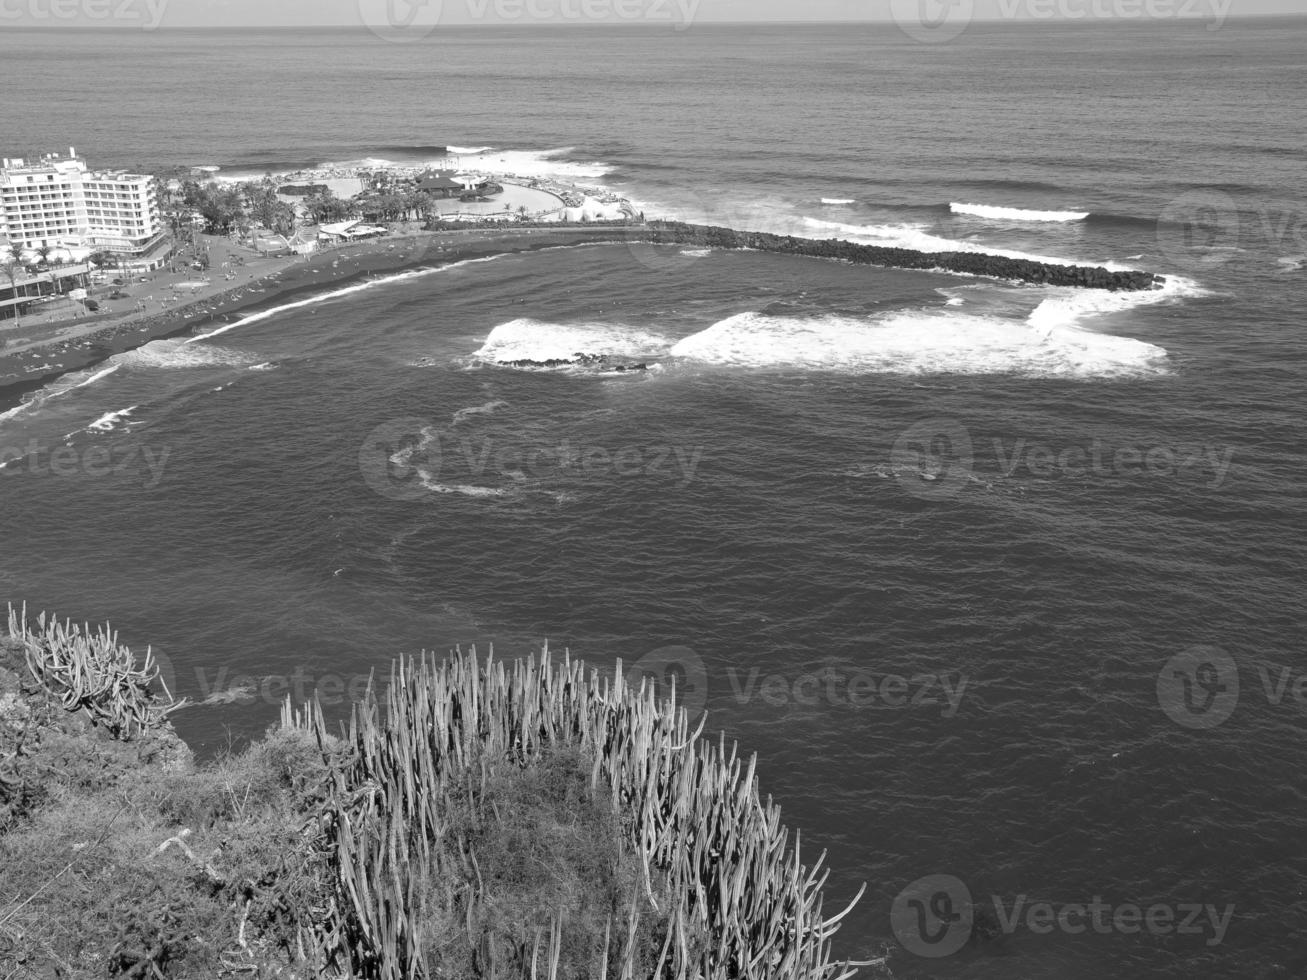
[
  {"left": 108, "top": 291, "right": 128, "bottom": 300},
  {"left": 112, "top": 278, "right": 124, "bottom": 285},
  {"left": 84, "top": 299, "right": 99, "bottom": 312}
]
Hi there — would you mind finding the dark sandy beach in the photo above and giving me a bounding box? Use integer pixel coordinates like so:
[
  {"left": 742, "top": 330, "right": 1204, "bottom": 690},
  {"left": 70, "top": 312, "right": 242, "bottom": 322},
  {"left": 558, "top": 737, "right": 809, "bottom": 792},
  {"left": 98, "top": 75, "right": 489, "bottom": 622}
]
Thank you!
[{"left": 0, "top": 226, "right": 638, "bottom": 412}]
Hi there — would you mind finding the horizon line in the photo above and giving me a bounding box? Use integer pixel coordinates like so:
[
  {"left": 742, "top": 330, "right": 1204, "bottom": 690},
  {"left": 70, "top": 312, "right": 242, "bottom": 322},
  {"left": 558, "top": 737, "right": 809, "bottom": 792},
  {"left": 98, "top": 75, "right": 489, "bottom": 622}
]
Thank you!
[{"left": 3, "top": 13, "right": 1303, "bottom": 29}]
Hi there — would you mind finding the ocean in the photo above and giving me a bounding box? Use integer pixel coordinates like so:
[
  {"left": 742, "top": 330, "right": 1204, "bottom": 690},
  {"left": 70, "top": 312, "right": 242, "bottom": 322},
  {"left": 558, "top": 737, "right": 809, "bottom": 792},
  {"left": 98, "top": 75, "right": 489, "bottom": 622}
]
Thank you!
[{"left": 1, "top": 19, "right": 1305, "bottom": 978}]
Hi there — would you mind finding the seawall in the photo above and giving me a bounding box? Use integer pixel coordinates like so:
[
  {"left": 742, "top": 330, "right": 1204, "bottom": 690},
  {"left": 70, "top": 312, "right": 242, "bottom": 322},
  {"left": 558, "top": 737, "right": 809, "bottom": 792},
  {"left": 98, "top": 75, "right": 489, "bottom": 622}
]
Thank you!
[{"left": 642, "top": 220, "right": 1164, "bottom": 291}]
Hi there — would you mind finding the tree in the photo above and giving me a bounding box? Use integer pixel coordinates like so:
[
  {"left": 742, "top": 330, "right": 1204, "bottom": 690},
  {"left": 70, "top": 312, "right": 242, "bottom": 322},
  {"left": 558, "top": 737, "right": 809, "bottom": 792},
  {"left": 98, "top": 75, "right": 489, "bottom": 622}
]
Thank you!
[
  {"left": 1, "top": 258, "right": 26, "bottom": 328},
  {"left": 271, "top": 203, "right": 296, "bottom": 237},
  {"left": 413, "top": 191, "right": 434, "bottom": 227},
  {"left": 252, "top": 189, "right": 281, "bottom": 230},
  {"left": 302, "top": 189, "right": 353, "bottom": 225}
]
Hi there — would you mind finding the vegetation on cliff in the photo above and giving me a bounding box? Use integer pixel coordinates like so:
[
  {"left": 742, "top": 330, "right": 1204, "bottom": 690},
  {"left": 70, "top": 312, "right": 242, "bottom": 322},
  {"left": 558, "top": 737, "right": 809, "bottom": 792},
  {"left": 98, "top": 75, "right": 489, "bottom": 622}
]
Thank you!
[{"left": 0, "top": 607, "right": 875, "bottom": 979}]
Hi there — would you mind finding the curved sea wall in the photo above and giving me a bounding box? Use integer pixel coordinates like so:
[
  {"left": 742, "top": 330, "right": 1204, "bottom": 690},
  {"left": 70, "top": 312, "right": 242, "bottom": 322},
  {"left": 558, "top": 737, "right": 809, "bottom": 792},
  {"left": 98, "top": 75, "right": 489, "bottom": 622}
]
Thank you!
[{"left": 643, "top": 220, "right": 1164, "bottom": 291}]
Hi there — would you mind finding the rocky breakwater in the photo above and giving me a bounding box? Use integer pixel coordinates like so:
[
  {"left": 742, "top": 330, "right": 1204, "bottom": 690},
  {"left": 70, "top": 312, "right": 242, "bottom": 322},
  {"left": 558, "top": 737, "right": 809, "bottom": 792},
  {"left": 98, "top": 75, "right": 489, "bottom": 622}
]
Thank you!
[{"left": 643, "top": 221, "right": 1164, "bottom": 291}]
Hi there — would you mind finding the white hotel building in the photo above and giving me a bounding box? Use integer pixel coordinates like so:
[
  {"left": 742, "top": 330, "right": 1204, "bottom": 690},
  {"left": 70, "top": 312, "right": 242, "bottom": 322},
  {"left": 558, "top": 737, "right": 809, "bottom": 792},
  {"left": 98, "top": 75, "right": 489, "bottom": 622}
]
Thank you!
[{"left": 0, "top": 148, "right": 168, "bottom": 270}]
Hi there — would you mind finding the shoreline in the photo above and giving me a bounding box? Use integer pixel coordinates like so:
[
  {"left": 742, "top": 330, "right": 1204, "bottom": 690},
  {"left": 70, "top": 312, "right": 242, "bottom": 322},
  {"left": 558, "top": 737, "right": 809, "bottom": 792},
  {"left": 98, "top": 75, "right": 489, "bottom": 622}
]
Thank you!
[
  {"left": 0, "top": 226, "right": 637, "bottom": 412},
  {"left": 1, "top": 219, "right": 1167, "bottom": 413}
]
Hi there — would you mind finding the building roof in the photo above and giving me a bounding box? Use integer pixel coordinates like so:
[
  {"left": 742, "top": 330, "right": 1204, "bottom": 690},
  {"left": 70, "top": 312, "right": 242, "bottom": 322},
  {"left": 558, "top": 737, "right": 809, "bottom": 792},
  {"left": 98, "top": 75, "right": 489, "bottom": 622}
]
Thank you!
[
  {"left": 417, "top": 171, "right": 464, "bottom": 192},
  {"left": 318, "top": 220, "right": 361, "bottom": 236}
]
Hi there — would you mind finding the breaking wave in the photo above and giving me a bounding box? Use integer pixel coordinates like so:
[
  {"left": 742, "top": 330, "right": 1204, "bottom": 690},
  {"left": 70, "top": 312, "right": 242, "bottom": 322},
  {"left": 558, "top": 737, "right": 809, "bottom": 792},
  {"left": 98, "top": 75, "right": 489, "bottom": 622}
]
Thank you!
[
  {"left": 951, "top": 202, "right": 1090, "bottom": 222},
  {"left": 798, "top": 217, "right": 1130, "bottom": 271},
  {"left": 87, "top": 406, "right": 139, "bottom": 433},
  {"left": 472, "top": 319, "right": 672, "bottom": 366},
  {"left": 120, "top": 339, "right": 253, "bottom": 370},
  {"left": 668, "top": 309, "right": 1170, "bottom": 379}
]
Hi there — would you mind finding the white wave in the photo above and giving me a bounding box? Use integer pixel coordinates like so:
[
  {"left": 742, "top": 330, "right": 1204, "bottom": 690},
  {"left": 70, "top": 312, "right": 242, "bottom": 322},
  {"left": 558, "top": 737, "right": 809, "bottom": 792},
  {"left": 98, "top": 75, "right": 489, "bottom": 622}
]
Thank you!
[
  {"left": 951, "top": 202, "right": 1089, "bottom": 222},
  {"left": 0, "top": 363, "right": 123, "bottom": 428},
  {"left": 0, "top": 401, "right": 29, "bottom": 424},
  {"left": 821, "top": 198, "right": 856, "bottom": 205},
  {"left": 473, "top": 319, "right": 671, "bottom": 365},
  {"left": 799, "top": 217, "right": 1132, "bottom": 272},
  {"left": 447, "top": 145, "right": 496, "bottom": 155},
  {"left": 680, "top": 248, "right": 713, "bottom": 257},
  {"left": 668, "top": 309, "right": 1169, "bottom": 379},
  {"left": 186, "top": 255, "right": 505, "bottom": 344},
  {"left": 249, "top": 361, "right": 279, "bottom": 371},
  {"left": 1277, "top": 255, "right": 1303, "bottom": 272},
  {"left": 1026, "top": 273, "right": 1207, "bottom": 334},
  {"left": 87, "top": 405, "right": 138, "bottom": 433},
  {"left": 438, "top": 146, "right": 613, "bottom": 181},
  {"left": 121, "top": 339, "right": 252, "bottom": 370},
  {"left": 452, "top": 399, "right": 509, "bottom": 423}
]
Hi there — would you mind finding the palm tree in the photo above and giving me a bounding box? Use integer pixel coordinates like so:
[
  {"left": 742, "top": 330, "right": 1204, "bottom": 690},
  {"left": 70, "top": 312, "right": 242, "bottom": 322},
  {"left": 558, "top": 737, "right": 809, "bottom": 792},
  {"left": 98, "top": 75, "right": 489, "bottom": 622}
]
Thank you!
[
  {"left": 1, "top": 258, "right": 27, "bottom": 328},
  {"left": 413, "top": 191, "right": 434, "bottom": 227}
]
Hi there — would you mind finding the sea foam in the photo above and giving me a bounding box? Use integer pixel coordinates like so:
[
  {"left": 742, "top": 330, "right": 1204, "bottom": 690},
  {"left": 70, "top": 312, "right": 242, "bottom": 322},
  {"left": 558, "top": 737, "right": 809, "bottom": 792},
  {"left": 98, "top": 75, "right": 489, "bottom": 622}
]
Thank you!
[
  {"left": 87, "top": 406, "right": 139, "bottom": 433},
  {"left": 121, "top": 339, "right": 252, "bottom": 370},
  {"left": 799, "top": 217, "right": 1130, "bottom": 271},
  {"left": 473, "top": 319, "right": 672, "bottom": 365},
  {"left": 669, "top": 309, "right": 1169, "bottom": 379}
]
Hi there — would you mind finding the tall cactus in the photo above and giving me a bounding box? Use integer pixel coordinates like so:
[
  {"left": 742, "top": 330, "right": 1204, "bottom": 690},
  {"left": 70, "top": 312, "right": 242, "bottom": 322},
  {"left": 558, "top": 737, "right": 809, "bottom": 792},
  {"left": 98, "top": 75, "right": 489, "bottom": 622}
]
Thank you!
[
  {"left": 285, "top": 645, "right": 873, "bottom": 980},
  {"left": 6, "top": 603, "right": 186, "bottom": 740}
]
